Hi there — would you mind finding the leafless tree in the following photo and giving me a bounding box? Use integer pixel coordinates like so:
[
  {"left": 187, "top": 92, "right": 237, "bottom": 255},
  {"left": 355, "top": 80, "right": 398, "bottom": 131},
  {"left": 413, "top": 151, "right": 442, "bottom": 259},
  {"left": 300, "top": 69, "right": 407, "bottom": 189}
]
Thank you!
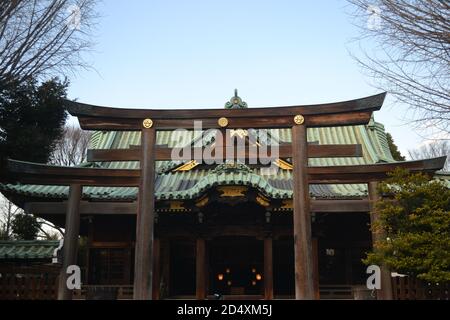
[
  {"left": 409, "top": 140, "right": 449, "bottom": 171},
  {"left": 0, "top": 195, "right": 21, "bottom": 239},
  {"left": 1, "top": 124, "right": 90, "bottom": 240},
  {"left": 36, "top": 218, "right": 63, "bottom": 239},
  {"left": 0, "top": 0, "right": 97, "bottom": 85},
  {"left": 50, "top": 124, "right": 91, "bottom": 166},
  {"left": 348, "top": 0, "right": 450, "bottom": 134},
  {"left": 0, "top": 194, "right": 63, "bottom": 240}
]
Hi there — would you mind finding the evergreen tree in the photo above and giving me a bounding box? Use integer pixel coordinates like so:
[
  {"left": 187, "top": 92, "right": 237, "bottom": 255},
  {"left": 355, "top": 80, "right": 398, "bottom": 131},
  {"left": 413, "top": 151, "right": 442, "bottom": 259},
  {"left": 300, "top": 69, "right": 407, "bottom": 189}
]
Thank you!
[
  {"left": 0, "top": 78, "right": 68, "bottom": 166},
  {"left": 386, "top": 133, "right": 405, "bottom": 161},
  {"left": 11, "top": 213, "right": 41, "bottom": 240},
  {"left": 364, "top": 168, "right": 450, "bottom": 282}
]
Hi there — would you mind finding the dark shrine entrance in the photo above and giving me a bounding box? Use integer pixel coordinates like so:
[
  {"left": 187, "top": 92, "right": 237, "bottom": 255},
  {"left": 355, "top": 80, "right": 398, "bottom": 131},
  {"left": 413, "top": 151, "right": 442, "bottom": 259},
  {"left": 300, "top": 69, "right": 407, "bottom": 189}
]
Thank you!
[{"left": 209, "top": 237, "right": 263, "bottom": 297}]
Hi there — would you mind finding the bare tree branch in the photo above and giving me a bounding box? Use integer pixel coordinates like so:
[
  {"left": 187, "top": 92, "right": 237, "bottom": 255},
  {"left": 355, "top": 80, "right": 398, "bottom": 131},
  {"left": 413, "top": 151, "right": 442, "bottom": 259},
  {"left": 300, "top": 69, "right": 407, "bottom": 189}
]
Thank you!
[
  {"left": 37, "top": 218, "right": 64, "bottom": 238},
  {"left": 1, "top": 194, "right": 64, "bottom": 240},
  {"left": 0, "top": 0, "right": 97, "bottom": 85},
  {"left": 0, "top": 195, "right": 21, "bottom": 239},
  {"left": 348, "top": 0, "right": 450, "bottom": 135},
  {"left": 408, "top": 140, "right": 449, "bottom": 171},
  {"left": 50, "top": 124, "right": 92, "bottom": 166}
]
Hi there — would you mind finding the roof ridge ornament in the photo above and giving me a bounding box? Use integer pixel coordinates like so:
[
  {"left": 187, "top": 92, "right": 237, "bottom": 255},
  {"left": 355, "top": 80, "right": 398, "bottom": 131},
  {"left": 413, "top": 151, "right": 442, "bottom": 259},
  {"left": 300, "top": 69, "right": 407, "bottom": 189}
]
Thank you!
[
  {"left": 224, "top": 89, "right": 248, "bottom": 109},
  {"left": 211, "top": 161, "right": 252, "bottom": 174}
]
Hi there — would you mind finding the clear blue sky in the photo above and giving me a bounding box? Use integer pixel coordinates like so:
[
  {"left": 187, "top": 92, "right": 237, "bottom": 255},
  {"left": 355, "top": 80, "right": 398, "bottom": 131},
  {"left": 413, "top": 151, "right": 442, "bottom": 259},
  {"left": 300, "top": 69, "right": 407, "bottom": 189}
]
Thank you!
[{"left": 69, "top": 0, "right": 426, "bottom": 156}]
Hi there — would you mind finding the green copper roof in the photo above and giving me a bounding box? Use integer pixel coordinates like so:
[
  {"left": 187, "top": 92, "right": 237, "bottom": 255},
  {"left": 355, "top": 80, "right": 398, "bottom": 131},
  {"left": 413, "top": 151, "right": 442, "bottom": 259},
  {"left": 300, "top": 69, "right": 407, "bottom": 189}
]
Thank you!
[
  {"left": 1, "top": 119, "right": 395, "bottom": 201},
  {"left": 0, "top": 240, "right": 59, "bottom": 260}
]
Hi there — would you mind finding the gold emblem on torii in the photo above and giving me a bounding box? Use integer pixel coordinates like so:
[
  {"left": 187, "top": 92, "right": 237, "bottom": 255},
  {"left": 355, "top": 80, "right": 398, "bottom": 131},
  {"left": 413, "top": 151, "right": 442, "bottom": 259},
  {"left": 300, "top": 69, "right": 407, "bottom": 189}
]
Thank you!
[
  {"left": 142, "top": 118, "right": 153, "bottom": 128},
  {"left": 294, "top": 114, "right": 305, "bottom": 125},
  {"left": 218, "top": 117, "right": 229, "bottom": 128}
]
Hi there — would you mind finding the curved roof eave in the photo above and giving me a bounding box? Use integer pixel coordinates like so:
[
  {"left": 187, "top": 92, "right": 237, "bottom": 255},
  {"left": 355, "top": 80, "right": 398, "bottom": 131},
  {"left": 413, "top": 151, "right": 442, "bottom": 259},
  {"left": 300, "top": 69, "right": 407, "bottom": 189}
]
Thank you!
[{"left": 65, "top": 92, "right": 386, "bottom": 119}]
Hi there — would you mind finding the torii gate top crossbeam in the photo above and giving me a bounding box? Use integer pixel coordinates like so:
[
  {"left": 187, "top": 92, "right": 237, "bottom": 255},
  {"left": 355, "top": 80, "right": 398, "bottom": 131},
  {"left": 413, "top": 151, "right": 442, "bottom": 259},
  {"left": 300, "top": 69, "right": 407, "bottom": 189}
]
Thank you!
[{"left": 66, "top": 93, "right": 386, "bottom": 130}]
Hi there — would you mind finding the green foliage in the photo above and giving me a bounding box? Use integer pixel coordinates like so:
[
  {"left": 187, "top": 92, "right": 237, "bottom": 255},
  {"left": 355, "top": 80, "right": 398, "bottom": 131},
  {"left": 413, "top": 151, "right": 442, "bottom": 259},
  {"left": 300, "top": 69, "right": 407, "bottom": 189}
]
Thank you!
[
  {"left": 364, "top": 168, "right": 450, "bottom": 282},
  {"left": 386, "top": 133, "right": 405, "bottom": 161},
  {"left": 11, "top": 213, "right": 41, "bottom": 240},
  {"left": 0, "top": 78, "right": 68, "bottom": 164}
]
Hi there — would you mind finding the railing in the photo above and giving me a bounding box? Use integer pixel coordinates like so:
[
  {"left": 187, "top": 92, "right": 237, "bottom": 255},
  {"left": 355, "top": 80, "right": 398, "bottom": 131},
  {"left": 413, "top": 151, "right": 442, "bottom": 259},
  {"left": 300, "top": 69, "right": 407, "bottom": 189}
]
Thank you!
[
  {"left": 0, "top": 273, "right": 58, "bottom": 300},
  {"left": 392, "top": 277, "right": 449, "bottom": 300},
  {"left": 319, "top": 285, "right": 355, "bottom": 300},
  {"left": 71, "top": 285, "right": 359, "bottom": 300},
  {"left": 72, "top": 285, "right": 134, "bottom": 300},
  {"left": 66, "top": 280, "right": 449, "bottom": 300}
]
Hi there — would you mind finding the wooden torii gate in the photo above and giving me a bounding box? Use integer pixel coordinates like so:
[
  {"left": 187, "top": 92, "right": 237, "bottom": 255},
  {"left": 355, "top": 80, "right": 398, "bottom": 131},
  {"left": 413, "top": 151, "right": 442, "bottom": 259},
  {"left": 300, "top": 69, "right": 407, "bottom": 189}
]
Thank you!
[{"left": 1, "top": 92, "right": 446, "bottom": 300}]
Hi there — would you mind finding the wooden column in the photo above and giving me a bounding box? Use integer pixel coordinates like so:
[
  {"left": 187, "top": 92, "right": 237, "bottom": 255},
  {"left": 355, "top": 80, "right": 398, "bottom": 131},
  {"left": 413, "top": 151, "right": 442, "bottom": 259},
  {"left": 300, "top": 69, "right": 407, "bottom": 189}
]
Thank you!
[
  {"left": 345, "top": 248, "right": 353, "bottom": 285},
  {"left": 85, "top": 217, "right": 93, "bottom": 284},
  {"left": 264, "top": 237, "right": 274, "bottom": 300},
  {"left": 368, "top": 181, "right": 393, "bottom": 300},
  {"left": 196, "top": 238, "right": 206, "bottom": 299},
  {"left": 292, "top": 124, "right": 316, "bottom": 300},
  {"left": 133, "top": 126, "right": 156, "bottom": 300},
  {"left": 57, "top": 184, "right": 82, "bottom": 300},
  {"left": 161, "top": 239, "right": 171, "bottom": 299},
  {"left": 124, "top": 247, "right": 132, "bottom": 284},
  {"left": 312, "top": 237, "right": 320, "bottom": 300},
  {"left": 152, "top": 238, "right": 161, "bottom": 300}
]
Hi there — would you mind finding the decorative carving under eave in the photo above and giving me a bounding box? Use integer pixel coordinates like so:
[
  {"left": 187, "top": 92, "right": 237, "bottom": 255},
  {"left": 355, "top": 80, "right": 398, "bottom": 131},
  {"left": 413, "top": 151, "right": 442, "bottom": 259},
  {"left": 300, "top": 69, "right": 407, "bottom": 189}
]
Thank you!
[
  {"left": 275, "top": 159, "right": 293, "bottom": 170},
  {"left": 173, "top": 160, "right": 199, "bottom": 172},
  {"left": 256, "top": 194, "right": 270, "bottom": 207},
  {"left": 281, "top": 199, "right": 293, "bottom": 209},
  {"left": 195, "top": 196, "right": 209, "bottom": 208},
  {"left": 169, "top": 201, "right": 186, "bottom": 211},
  {"left": 211, "top": 161, "right": 252, "bottom": 174},
  {"left": 217, "top": 186, "right": 248, "bottom": 197}
]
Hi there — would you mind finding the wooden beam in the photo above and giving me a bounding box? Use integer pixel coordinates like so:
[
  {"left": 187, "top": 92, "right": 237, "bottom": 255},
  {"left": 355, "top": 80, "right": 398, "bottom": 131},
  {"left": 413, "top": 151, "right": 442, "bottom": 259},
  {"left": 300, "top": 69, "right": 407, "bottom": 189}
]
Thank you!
[
  {"left": 75, "top": 111, "right": 376, "bottom": 130},
  {"left": 308, "top": 144, "right": 363, "bottom": 158},
  {"left": 87, "top": 148, "right": 140, "bottom": 161},
  {"left": 87, "top": 144, "right": 363, "bottom": 162},
  {"left": 89, "top": 242, "right": 131, "bottom": 248},
  {"left": 305, "top": 112, "right": 375, "bottom": 127},
  {"left": 368, "top": 182, "right": 393, "bottom": 300},
  {"left": 66, "top": 93, "right": 385, "bottom": 121},
  {"left": 308, "top": 156, "right": 446, "bottom": 183},
  {"left": 4, "top": 159, "right": 139, "bottom": 186},
  {"left": 10, "top": 155, "right": 442, "bottom": 186},
  {"left": 133, "top": 127, "right": 156, "bottom": 300},
  {"left": 264, "top": 237, "right": 273, "bottom": 300},
  {"left": 57, "top": 184, "right": 82, "bottom": 300},
  {"left": 6, "top": 156, "right": 444, "bottom": 188},
  {"left": 156, "top": 225, "right": 294, "bottom": 238},
  {"left": 24, "top": 199, "right": 372, "bottom": 216},
  {"left": 311, "top": 200, "right": 370, "bottom": 212},
  {"left": 25, "top": 201, "right": 138, "bottom": 215},
  {"left": 68, "top": 93, "right": 387, "bottom": 131},
  {"left": 292, "top": 125, "right": 315, "bottom": 300},
  {"left": 196, "top": 238, "right": 206, "bottom": 300}
]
